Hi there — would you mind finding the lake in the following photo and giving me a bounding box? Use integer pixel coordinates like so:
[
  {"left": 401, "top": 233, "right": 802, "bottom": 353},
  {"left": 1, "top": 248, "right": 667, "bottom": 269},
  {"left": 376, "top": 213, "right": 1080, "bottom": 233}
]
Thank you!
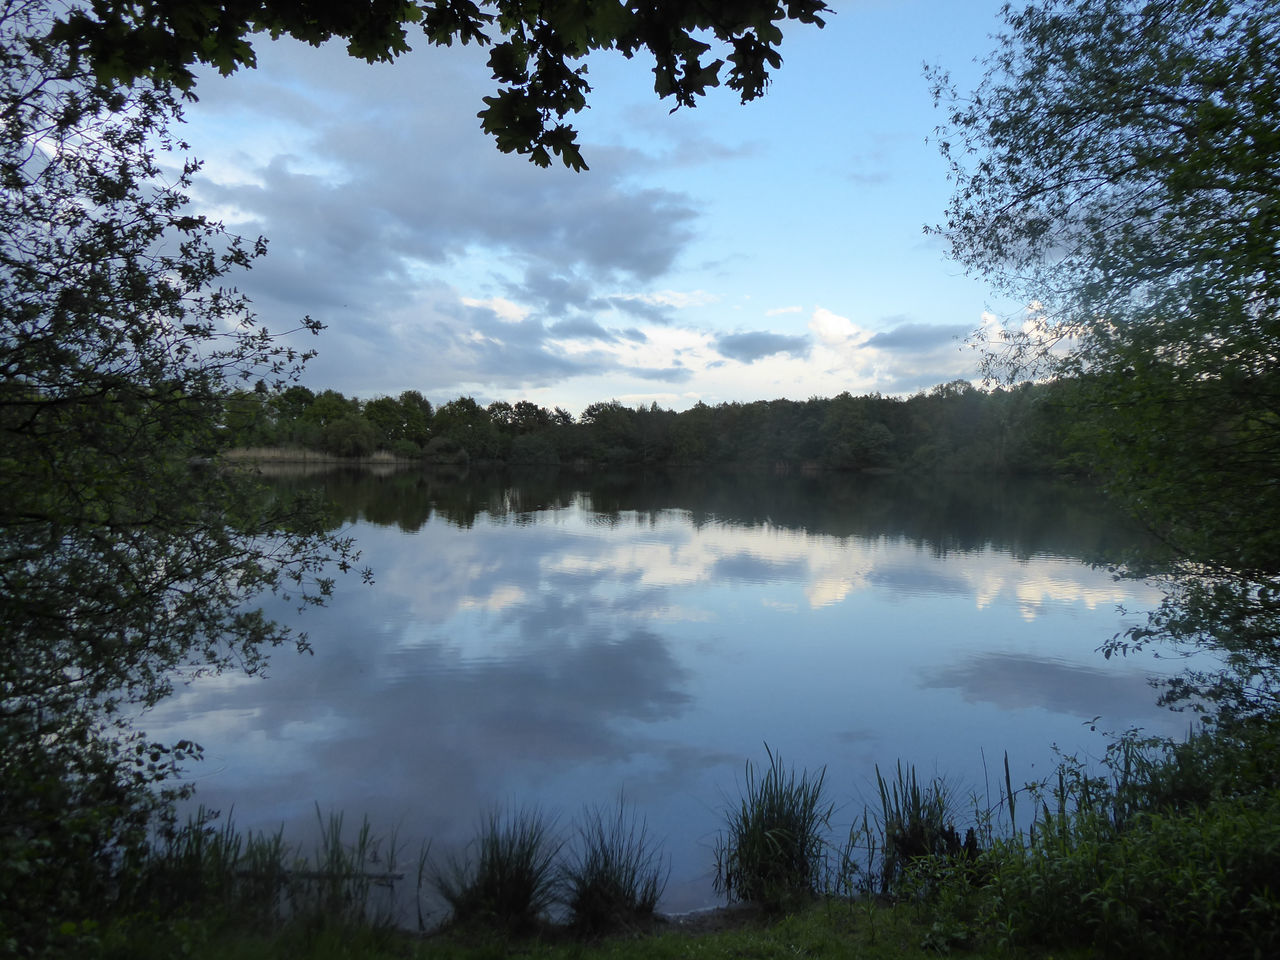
[{"left": 145, "top": 466, "right": 1187, "bottom": 917}]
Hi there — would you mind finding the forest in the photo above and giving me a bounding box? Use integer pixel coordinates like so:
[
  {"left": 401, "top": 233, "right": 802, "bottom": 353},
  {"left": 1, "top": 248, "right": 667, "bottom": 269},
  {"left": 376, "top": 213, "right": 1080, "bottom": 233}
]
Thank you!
[{"left": 219, "top": 378, "right": 1078, "bottom": 475}]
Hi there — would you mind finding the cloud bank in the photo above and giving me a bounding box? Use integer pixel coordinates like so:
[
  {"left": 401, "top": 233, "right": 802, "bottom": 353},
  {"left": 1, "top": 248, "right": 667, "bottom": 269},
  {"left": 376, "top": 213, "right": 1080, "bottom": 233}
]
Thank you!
[{"left": 180, "top": 34, "right": 990, "bottom": 411}]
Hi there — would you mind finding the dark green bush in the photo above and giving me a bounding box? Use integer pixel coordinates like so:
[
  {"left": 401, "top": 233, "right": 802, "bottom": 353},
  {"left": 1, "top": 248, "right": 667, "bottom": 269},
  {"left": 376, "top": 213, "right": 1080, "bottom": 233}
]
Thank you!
[
  {"left": 322, "top": 416, "right": 378, "bottom": 457},
  {"left": 985, "top": 790, "right": 1280, "bottom": 957},
  {"left": 389, "top": 438, "right": 422, "bottom": 459},
  {"left": 423, "top": 435, "right": 469, "bottom": 465}
]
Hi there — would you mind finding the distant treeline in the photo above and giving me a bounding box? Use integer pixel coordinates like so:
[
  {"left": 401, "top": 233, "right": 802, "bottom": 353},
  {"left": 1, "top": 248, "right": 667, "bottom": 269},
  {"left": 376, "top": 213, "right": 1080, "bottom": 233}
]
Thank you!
[{"left": 219, "top": 379, "right": 1080, "bottom": 474}]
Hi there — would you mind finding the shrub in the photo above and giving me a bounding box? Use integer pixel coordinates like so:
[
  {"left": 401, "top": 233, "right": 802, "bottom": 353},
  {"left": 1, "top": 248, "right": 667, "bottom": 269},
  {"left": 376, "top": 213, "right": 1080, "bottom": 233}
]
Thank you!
[
  {"left": 561, "top": 798, "right": 667, "bottom": 934},
  {"left": 966, "top": 723, "right": 1280, "bottom": 957},
  {"left": 389, "top": 438, "right": 422, "bottom": 459},
  {"left": 985, "top": 791, "right": 1280, "bottom": 958},
  {"left": 434, "top": 808, "right": 562, "bottom": 933},
  {"left": 714, "top": 745, "right": 832, "bottom": 910},
  {"left": 423, "top": 435, "right": 469, "bottom": 465}
]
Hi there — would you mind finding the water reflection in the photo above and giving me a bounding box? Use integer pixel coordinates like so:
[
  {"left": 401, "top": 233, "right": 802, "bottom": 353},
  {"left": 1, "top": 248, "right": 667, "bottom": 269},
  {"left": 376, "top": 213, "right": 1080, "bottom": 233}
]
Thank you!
[
  {"left": 922, "top": 652, "right": 1165, "bottom": 718},
  {"left": 148, "top": 467, "right": 1181, "bottom": 916}
]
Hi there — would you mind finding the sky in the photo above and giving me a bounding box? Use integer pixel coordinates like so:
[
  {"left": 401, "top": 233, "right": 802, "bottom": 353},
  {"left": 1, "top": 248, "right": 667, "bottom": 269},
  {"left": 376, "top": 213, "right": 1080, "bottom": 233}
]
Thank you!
[{"left": 177, "top": 0, "right": 1023, "bottom": 415}]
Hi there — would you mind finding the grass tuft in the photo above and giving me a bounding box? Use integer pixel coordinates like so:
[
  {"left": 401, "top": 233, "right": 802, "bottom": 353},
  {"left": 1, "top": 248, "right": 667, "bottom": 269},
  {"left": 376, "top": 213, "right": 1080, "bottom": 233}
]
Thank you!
[
  {"left": 872, "top": 761, "right": 973, "bottom": 894},
  {"left": 561, "top": 796, "right": 668, "bottom": 934},
  {"left": 714, "top": 744, "right": 832, "bottom": 911},
  {"left": 434, "top": 806, "right": 563, "bottom": 933}
]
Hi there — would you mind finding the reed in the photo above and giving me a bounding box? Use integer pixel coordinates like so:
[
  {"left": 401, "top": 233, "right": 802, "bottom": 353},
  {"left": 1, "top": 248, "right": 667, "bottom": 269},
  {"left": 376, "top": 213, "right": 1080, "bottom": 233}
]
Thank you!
[
  {"left": 713, "top": 744, "right": 832, "bottom": 910},
  {"left": 871, "top": 761, "right": 972, "bottom": 894},
  {"left": 220, "top": 447, "right": 412, "bottom": 464},
  {"left": 295, "top": 807, "right": 402, "bottom": 931},
  {"left": 121, "top": 808, "right": 289, "bottom": 926},
  {"left": 118, "top": 806, "right": 405, "bottom": 935}
]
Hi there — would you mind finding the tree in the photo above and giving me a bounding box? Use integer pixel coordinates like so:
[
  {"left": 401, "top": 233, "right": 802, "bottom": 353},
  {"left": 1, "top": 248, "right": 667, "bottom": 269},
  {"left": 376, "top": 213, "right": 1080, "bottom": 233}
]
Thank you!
[
  {"left": 486, "top": 398, "right": 515, "bottom": 432},
  {"left": 434, "top": 394, "right": 499, "bottom": 458},
  {"left": 0, "top": 0, "right": 361, "bottom": 946},
  {"left": 324, "top": 414, "right": 379, "bottom": 456},
  {"left": 931, "top": 0, "right": 1280, "bottom": 716},
  {"left": 511, "top": 399, "right": 551, "bottom": 433},
  {"left": 364, "top": 394, "right": 409, "bottom": 447},
  {"left": 268, "top": 383, "right": 317, "bottom": 444},
  {"left": 303, "top": 387, "right": 361, "bottom": 428},
  {"left": 48, "top": 0, "right": 830, "bottom": 170},
  {"left": 398, "top": 388, "right": 434, "bottom": 446}
]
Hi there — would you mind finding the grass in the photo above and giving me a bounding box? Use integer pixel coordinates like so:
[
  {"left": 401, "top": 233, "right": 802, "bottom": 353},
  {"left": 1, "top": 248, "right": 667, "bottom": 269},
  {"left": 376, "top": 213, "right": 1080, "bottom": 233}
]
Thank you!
[
  {"left": 117, "top": 805, "right": 406, "bottom": 938},
  {"left": 119, "top": 807, "right": 289, "bottom": 929},
  {"left": 433, "top": 807, "right": 563, "bottom": 933},
  {"left": 713, "top": 744, "right": 833, "bottom": 911},
  {"left": 560, "top": 797, "right": 667, "bottom": 934},
  {"left": 122, "top": 897, "right": 1093, "bottom": 960},
  {"left": 75, "top": 720, "right": 1280, "bottom": 959},
  {"left": 301, "top": 808, "right": 403, "bottom": 931}
]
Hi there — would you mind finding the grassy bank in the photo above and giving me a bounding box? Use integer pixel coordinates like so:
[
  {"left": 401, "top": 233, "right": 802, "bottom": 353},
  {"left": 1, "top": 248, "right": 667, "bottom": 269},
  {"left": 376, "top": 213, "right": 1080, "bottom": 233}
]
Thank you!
[
  {"left": 120, "top": 900, "right": 1092, "bottom": 960},
  {"left": 42, "top": 724, "right": 1280, "bottom": 959}
]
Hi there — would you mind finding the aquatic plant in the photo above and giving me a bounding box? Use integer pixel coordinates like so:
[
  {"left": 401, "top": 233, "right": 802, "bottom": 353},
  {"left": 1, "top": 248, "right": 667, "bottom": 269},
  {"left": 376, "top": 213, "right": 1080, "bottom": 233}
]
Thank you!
[
  {"left": 713, "top": 744, "right": 832, "bottom": 910},
  {"left": 116, "top": 804, "right": 405, "bottom": 939},
  {"left": 298, "top": 808, "right": 402, "bottom": 932},
  {"left": 434, "top": 807, "right": 563, "bottom": 932},
  {"left": 872, "top": 761, "right": 973, "bottom": 894},
  {"left": 561, "top": 796, "right": 667, "bottom": 934}
]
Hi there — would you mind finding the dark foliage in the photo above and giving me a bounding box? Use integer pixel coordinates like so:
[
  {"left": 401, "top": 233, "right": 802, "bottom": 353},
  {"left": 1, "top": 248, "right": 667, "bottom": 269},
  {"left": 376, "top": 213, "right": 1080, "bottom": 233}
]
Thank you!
[
  {"left": 0, "top": 1, "right": 360, "bottom": 951},
  {"left": 48, "top": 0, "right": 830, "bottom": 170},
  {"left": 931, "top": 0, "right": 1280, "bottom": 718}
]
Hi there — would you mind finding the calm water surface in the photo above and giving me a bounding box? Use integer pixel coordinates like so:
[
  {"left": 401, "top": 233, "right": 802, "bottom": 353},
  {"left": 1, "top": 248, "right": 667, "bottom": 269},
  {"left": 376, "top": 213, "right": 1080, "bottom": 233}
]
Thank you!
[{"left": 147, "top": 468, "right": 1185, "bottom": 915}]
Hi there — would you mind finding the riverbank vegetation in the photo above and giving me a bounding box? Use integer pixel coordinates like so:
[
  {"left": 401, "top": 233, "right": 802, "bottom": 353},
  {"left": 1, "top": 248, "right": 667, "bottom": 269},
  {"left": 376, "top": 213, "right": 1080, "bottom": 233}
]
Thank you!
[{"left": 39, "top": 724, "right": 1280, "bottom": 959}]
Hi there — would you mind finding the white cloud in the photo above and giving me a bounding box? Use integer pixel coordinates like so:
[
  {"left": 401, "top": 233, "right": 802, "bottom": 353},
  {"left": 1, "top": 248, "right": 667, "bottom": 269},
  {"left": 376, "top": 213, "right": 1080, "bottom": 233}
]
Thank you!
[
  {"left": 809, "top": 307, "right": 873, "bottom": 348},
  {"left": 806, "top": 577, "right": 860, "bottom": 608},
  {"left": 461, "top": 296, "right": 530, "bottom": 324},
  {"left": 614, "top": 289, "right": 720, "bottom": 309}
]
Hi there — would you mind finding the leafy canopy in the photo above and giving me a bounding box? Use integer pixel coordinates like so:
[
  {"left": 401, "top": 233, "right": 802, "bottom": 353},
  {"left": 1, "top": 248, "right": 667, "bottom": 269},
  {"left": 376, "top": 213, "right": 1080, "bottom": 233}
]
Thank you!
[
  {"left": 931, "top": 0, "right": 1280, "bottom": 717},
  {"left": 48, "top": 0, "right": 831, "bottom": 170}
]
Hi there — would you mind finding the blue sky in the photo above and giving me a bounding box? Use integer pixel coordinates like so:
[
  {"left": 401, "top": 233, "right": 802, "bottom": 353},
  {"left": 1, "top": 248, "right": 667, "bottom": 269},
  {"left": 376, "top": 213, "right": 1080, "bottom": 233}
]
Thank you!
[{"left": 179, "top": 0, "right": 1023, "bottom": 414}]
